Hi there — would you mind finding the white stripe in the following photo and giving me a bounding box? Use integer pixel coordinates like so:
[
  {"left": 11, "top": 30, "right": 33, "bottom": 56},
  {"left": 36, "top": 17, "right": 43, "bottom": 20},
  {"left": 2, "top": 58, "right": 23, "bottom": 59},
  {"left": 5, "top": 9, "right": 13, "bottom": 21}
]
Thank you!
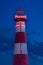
[
  {"left": 14, "top": 43, "right": 28, "bottom": 54},
  {"left": 16, "top": 21, "right": 25, "bottom": 32},
  {"left": 16, "top": 27, "right": 25, "bottom": 32},
  {"left": 14, "top": 43, "right": 20, "bottom": 54}
]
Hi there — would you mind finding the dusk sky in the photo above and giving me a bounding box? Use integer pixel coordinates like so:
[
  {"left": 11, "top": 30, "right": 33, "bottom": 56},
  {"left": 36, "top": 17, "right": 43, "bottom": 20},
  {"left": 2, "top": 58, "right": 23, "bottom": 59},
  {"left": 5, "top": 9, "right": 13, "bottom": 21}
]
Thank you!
[
  {"left": 0, "top": 0, "right": 43, "bottom": 43},
  {"left": 0, "top": 0, "right": 43, "bottom": 65}
]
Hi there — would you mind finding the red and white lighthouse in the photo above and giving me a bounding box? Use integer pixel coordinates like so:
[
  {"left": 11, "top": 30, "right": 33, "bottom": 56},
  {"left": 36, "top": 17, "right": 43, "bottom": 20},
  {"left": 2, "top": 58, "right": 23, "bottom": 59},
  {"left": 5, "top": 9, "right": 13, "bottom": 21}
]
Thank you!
[{"left": 14, "top": 8, "right": 28, "bottom": 65}]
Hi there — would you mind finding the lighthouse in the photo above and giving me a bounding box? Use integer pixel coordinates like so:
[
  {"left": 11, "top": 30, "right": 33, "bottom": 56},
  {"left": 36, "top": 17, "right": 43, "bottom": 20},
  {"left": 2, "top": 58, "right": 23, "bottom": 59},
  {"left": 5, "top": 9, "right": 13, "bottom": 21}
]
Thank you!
[{"left": 14, "top": 8, "right": 28, "bottom": 65}]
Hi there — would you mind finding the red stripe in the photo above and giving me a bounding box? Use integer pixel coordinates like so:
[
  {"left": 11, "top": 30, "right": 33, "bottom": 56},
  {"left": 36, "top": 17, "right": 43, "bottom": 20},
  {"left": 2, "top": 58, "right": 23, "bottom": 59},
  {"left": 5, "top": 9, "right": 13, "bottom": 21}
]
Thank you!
[
  {"left": 14, "top": 18, "right": 26, "bottom": 22},
  {"left": 15, "top": 32, "right": 26, "bottom": 43},
  {"left": 13, "top": 54, "right": 28, "bottom": 65}
]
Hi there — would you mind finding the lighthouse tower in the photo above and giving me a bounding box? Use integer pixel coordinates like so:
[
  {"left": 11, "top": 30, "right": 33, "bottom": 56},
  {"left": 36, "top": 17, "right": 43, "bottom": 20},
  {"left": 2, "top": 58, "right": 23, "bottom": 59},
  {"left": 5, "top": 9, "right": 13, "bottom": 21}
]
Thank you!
[{"left": 14, "top": 8, "right": 28, "bottom": 65}]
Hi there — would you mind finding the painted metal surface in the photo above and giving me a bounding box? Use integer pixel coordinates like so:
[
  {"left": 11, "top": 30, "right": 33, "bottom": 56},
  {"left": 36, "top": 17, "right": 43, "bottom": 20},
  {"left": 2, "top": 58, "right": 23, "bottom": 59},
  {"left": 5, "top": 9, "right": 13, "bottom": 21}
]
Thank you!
[
  {"left": 14, "top": 9, "right": 28, "bottom": 65},
  {"left": 14, "top": 43, "right": 28, "bottom": 54}
]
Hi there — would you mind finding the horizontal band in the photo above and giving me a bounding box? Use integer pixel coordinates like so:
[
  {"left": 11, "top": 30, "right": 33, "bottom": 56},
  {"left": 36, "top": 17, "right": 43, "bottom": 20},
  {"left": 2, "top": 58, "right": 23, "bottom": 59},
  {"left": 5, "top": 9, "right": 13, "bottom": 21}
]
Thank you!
[
  {"left": 14, "top": 54, "right": 28, "bottom": 65},
  {"left": 15, "top": 21, "right": 25, "bottom": 32},
  {"left": 14, "top": 43, "right": 28, "bottom": 54},
  {"left": 15, "top": 32, "right": 26, "bottom": 43},
  {"left": 16, "top": 27, "right": 25, "bottom": 32},
  {"left": 15, "top": 15, "right": 27, "bottom": 19}
]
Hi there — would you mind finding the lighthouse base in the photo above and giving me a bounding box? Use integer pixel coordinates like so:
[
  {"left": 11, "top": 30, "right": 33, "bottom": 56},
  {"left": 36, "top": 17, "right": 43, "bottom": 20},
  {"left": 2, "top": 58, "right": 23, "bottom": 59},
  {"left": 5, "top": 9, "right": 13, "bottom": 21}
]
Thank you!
[{"left": 14, "top": 54, "right": 28, "bottom": 65}]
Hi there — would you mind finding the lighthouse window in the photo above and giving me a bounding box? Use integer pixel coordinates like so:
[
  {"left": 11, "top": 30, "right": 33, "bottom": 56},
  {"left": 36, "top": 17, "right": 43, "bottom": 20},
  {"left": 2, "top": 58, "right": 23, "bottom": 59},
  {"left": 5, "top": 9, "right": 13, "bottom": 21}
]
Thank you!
[
  {"left": 15, "top": 15, "right": 27, "bottom": 19},
  {"left": 16, "top": 24, "right": 20, "bottom": 27},
  {"left": 16, "top": 23, "right": 25, "bottom": 27}
]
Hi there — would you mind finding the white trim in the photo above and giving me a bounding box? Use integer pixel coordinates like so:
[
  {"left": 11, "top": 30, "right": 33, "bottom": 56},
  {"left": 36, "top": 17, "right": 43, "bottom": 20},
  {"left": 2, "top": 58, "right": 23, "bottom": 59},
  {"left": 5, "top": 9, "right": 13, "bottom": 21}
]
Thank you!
[
  {"left": 14, "top": 43, "right": 28, "bottom": 54},
  {"left": 15, "top": 15, "right": 27, "bottom": 19}
]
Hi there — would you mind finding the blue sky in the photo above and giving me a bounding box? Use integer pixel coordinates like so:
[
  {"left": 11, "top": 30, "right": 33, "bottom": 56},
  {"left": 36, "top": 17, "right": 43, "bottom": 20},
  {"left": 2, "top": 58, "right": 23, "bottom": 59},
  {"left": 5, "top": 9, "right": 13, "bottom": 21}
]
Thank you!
[
  {"left": 0, "top": 0, "right": 43, "bottom": 43},
  {"left": 0, "top": 0, "right": 43, "bottom": 65}
]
